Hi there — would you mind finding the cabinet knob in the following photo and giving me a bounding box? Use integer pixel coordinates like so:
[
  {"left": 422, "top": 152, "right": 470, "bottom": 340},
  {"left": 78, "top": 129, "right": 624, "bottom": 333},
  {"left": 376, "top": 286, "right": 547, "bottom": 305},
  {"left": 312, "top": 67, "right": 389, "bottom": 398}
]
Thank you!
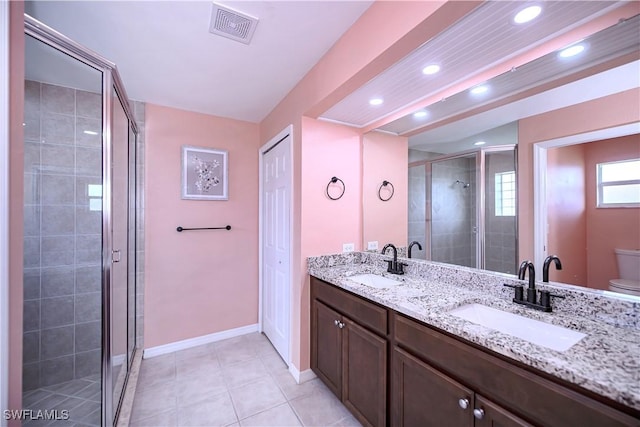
[
  {"left": 458, "top": 398, "right": 469, "bottom": 410},
  {"left": 338, "top": 321, "right": 345, "bottom": 329},
  {"left": 473, "top": 408, "right": 485, "bottom": 420},
  {"left": 334, "top": 319, "right": 340, "bottom": 327}
]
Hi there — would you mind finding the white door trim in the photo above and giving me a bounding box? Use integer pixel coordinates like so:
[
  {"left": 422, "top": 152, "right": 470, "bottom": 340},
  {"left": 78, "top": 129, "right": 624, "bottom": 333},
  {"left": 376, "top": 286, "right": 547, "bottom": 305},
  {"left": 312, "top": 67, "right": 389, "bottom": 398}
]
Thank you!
[
  {"left": 1, "top": 0, "right": 10, "bottom": 421},
  {"left": 258, "top": 125, "right": 294, "bottom": 368},
  {"left": 532, "top": 122, "right": 640, "bottom": 269}
]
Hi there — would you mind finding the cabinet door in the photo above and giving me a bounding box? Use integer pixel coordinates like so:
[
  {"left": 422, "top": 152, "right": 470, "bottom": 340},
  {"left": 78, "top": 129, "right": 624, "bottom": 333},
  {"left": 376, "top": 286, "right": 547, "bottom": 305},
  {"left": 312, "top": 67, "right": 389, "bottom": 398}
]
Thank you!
[
  {"left": 311, "top": 300, "right": 343, "bottom": 399},
  {"left": 474, "top": 395, "right": 533, "bottom": 427},
  {"left": 392, "top": 347, "right": 474, "bottom": 427},
  {"left": 342, "top": 318, "right": 387, "bottom": 427}
]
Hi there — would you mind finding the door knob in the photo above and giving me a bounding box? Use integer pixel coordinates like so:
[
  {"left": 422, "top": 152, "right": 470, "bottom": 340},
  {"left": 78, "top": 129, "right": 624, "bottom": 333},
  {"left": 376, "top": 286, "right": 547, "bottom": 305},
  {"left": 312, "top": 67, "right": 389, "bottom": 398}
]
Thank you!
[
  {"left": 473, "top": 408, "right": 485, "bottom": 420},
  {"left": 458, "top": 398, "right": 469, "bottom": 410}
]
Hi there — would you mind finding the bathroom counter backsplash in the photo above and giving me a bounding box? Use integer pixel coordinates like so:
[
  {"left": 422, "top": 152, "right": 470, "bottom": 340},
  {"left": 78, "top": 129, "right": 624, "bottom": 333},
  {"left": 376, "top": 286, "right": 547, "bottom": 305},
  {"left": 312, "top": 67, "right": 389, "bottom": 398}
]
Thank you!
[{"left": 308, "top": 252, "right": 640, "bottom": 411}]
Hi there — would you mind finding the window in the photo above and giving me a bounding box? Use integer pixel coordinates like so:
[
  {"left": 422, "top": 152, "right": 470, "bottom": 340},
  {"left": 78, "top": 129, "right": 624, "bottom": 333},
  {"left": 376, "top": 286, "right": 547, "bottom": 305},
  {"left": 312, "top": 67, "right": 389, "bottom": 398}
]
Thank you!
[
  {"left": 495, "top": 171, "right": 516, "bottom": 216},
  {"left": 597, "top": 159, "right": 640, "bottom": 208},
  {"left": 88, "top": 184, "right": 102, "bottom": 211}
]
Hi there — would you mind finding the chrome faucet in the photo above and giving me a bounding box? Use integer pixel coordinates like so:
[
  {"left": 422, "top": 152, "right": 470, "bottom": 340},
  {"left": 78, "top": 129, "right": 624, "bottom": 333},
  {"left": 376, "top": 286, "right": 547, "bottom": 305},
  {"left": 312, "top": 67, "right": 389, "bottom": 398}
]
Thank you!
[
  {"left": 408, "top": 241, "right": 422, "bottom": 258},
  {"left": 543, "top": 255, "right": 562, "bottom": 282},
  {"left": 381, "top": 243, "right": 407, "bottom": 275}
]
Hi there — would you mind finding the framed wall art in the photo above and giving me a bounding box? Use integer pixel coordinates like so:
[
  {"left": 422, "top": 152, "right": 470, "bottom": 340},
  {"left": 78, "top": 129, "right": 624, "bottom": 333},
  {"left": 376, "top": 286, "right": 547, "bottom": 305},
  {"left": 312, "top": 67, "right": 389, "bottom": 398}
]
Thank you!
[{"left": 181, "top": 145, "right": 228, "bottom": 200}]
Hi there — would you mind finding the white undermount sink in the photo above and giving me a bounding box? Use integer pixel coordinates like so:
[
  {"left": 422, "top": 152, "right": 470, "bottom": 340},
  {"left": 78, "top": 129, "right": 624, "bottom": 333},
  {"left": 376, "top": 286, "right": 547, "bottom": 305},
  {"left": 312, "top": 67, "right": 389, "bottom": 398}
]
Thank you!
[
  {"left": 347, "top": 274, "right": 401, "bottom": 289},
  {"left": 448, "top": 303, "right": 586, "bottom": 352}
]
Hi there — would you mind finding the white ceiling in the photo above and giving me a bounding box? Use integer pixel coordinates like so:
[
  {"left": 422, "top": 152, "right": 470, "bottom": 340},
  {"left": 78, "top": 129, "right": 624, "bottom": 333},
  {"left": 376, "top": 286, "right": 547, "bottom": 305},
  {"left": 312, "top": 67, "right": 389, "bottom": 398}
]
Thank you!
[
  {"left": 407, "top": 60, "right": 640, "bottom": 154},
  {"left": 319, "top": 1, "right": 628, "bottom": 128},
  {"left": 25, "top": 1, "right": 373, "bottom": 123}
]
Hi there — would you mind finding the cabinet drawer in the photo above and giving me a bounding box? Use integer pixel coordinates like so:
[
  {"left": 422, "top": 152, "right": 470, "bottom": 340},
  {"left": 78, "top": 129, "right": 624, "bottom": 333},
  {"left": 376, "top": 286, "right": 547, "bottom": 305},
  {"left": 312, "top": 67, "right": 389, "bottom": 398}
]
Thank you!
[
  {"left": 311, "top": 277, "right": 387, "bottom": 336},
  {"left": 394, "top": 313, "right": 639, "bottom": 427}
]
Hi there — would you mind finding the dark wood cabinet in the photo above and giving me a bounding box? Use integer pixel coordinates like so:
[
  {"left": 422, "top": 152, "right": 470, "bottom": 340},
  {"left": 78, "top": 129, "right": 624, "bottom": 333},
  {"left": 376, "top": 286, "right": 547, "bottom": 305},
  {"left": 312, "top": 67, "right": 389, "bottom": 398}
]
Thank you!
[
  {"left": 392, "top": 346, "right": 474, "bottom": 427},
  {"left": 392, "top": 347, "right": 531, "bottom": 427},
  {"left": 312, "top": 300, "right": 342, "bottom": 398},
  {"left": 474, "top": 395, "right": 533, "bottom": 427},
  {"left": 310, "top": 276, "right": 640, "bottom": 427},
  {"left": 342, "top": 318, "right": 387, "bottom": 427},
  {"left": 311, "top": 279, "right": 387, "bottom": 427},
  {"left": 394, "top": 313, "right": 639, "bottom": 427}
]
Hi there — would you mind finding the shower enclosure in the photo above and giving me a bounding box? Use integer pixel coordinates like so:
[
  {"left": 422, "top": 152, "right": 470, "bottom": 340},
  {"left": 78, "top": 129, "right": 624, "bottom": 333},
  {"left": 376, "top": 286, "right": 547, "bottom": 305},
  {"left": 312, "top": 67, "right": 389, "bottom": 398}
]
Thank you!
[
  {"left": 408, "top": 146, "right": 518, "bottom": 274},
  {"left": 22, "top": 15, "right": 138, "bottom": 426}
]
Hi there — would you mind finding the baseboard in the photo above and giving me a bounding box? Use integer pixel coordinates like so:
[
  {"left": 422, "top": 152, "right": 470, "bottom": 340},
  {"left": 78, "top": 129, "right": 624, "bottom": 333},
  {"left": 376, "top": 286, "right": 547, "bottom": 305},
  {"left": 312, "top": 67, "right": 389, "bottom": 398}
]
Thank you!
[
  {"left": 143, "top": 323, "right": 259, "bottom": 359},
  {"left": 288, "top": 364, "right": 317, "bottom": 384},
  {"left": 112, "top": 354, "right": 126, "bottom": 367}
]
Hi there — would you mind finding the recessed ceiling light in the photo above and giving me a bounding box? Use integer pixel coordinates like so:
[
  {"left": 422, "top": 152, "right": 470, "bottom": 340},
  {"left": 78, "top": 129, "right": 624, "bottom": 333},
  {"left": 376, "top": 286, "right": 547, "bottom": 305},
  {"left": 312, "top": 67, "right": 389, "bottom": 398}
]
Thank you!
[
  {"left": 470, "top": 85, "right": 488, "bottom": 95},
  {"left": 413, "top": 110, "right": 428, "bottom": 119},
  {"left": 474, "top": 141, "right": 486, "bottom": 146},
  {"left": 83, "top": 130, "right": 99, "bottom": 136},
  {"left": 369, "top": 98, "right": 383, "bottom": 106},
  {"left": 514, "top": 5, "right": 541, "bottom": 24},
  {"left": 559, "top": 44, "right": 585, "bottom": 58},
  {"left": 422, "top": 64, "right": 440, "bottom": 75}
]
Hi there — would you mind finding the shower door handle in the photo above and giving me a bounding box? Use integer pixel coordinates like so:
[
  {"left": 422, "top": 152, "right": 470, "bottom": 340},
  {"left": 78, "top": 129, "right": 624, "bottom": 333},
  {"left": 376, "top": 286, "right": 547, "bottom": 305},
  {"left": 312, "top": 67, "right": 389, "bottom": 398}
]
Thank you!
[{"left": 112, "top": 250, "right": 121, "bottom": 263}]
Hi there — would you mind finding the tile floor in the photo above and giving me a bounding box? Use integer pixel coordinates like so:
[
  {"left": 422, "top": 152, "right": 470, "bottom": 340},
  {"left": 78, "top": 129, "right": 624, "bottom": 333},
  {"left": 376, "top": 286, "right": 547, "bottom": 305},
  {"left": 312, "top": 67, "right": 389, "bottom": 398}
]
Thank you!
[
  {"left": 22, "top": 375, "right": 102, "bottom": 426},
  {"left": 130, "top": 333, "right": 362, "bottom": 427}
]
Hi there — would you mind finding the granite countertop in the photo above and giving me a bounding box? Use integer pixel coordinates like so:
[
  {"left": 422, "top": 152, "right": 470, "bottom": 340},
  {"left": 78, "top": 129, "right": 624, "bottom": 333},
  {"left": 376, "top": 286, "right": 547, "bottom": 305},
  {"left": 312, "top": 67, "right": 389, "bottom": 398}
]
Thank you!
[{"left": 308, "top": 255, "right": 640, "bottom": 411}]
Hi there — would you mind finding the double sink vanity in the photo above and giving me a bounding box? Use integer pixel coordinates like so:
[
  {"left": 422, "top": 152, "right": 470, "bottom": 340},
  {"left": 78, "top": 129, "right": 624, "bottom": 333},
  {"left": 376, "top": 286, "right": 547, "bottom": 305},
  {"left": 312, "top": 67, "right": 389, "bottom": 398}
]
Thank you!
[{"left": 308, "top": 251, "right": 640, "bottom": 426}]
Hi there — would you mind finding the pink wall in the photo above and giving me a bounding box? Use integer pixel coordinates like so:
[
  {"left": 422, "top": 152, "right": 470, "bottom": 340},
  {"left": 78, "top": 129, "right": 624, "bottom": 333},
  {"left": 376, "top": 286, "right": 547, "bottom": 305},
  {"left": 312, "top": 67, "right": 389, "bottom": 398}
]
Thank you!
[
  {"left": 144, "top": 104, "right": 260, "bottom": 348},
  {"left": 546, "top": 145, "right": 587, "bottom": 286},
  {"left": 585, "top": 135, "right": 640, "bottom": 289},
  {"left": 8, "top": 1, "right": 24, "bottom": 417},
  {"left": 362, "top": 131, "right": 408, "bottom": 248},
  {"left": 301, "top": 118, "right": 363, "bottom": 256},
  {"left": 518, "top": 88, "right": 640, "bottom": 264},
  {"left": 297, "top": 117, "right": 362, "bottom": 370},
  {"left": 259, "top": 2, "right": 473, "bottom": 373}
]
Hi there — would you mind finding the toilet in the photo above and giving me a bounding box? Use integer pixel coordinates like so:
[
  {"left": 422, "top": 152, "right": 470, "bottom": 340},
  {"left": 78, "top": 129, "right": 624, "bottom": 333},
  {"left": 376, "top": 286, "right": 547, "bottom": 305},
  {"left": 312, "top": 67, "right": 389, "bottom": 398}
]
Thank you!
[{"left": 609, "top": 249, "right": 640, "bottom": 296}]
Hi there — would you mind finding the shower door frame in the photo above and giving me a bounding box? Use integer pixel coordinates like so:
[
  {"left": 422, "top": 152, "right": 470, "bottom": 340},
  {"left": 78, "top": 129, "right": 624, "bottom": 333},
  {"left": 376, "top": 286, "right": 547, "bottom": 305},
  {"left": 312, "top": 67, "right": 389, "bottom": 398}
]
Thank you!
[
  {"left": 411, "top": 144, "right": 517, "bottom": 270},
  {"left": 24, "top": 15, "right": 139, "bottom": 427},
  {"left": 1, "top": 1, "right": 9, "bottom": 420}
]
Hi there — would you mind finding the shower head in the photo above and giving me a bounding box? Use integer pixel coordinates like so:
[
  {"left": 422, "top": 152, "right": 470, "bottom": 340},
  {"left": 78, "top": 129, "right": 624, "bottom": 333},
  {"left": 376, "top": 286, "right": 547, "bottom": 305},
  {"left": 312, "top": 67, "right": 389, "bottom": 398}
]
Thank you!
[{"left": 455, "top": 180, "right": 470, "bottom": 188}]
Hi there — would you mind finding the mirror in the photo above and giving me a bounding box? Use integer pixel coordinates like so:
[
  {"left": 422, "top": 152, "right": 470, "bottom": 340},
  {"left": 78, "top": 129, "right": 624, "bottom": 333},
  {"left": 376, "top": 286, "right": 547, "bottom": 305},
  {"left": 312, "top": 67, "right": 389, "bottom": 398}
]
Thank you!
[{"left": 362, "top": 14, "right": 640, "bottom": 295}]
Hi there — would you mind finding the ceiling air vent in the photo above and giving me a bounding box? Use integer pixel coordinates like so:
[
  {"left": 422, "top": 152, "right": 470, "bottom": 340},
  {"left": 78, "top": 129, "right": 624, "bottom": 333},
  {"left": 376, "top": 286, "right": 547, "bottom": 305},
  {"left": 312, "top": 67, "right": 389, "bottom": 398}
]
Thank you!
[{"left": 209, "top": 2, "right": 259, "bottom": 45}]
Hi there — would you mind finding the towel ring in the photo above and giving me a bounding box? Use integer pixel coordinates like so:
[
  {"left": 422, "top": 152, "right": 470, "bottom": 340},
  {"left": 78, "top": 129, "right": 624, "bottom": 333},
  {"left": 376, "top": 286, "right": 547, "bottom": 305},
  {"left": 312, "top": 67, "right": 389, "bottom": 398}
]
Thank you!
[
  {"left": 326, "top": 176, "right": 345, "bottom": 200},
  {"left": 378, "top": 180, "right": 394, "bottom": 202}
]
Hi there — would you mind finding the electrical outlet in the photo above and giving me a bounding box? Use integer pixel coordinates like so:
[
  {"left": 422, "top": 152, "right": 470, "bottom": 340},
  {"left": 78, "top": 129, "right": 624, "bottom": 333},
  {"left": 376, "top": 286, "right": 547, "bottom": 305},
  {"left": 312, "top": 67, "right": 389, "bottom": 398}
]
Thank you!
[
  {"left": 367, "top": 241, "right": 379, "bottom": 251},
  {"left": 342, "top": 243, "right": 355, "bottom": 253}
]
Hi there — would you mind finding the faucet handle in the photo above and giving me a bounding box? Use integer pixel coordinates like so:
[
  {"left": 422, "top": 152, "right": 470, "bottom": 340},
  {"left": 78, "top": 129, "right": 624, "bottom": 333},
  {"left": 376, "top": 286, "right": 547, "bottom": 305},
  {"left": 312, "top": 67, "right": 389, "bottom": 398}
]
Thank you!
[
  {"left": 397, "top": 262, "right": 408, "bottom": 275},
  {"left": 504, "top": 283, "right": 524, "bottom": 302},
  {"left": 385, "top": 260, "right": 394, "bottom": 273},
  {"left": 539, "top": 290, "right": 565, "bottom": 311}
]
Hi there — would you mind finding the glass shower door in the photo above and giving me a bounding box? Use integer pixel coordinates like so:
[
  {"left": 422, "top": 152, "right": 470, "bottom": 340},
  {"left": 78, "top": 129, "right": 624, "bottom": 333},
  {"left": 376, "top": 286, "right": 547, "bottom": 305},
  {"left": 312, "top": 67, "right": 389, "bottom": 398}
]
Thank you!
[
  {"left": 408, "top": 164, "right": 427, "bottom": 259},
  {"left": 430, "top": 154, "right": 478, "bottom": 268},
  {"left": 484, "top": 149, "right": 518, "bottom": 275},
  {"left": 22, "top": 32, "right": 104, "bottom": 425},
  {"left": 25, "top": 13, "right": 139, "bottom": 425},
  {"left": 110, "top": 86, "right": 133, "bottom": 415}
]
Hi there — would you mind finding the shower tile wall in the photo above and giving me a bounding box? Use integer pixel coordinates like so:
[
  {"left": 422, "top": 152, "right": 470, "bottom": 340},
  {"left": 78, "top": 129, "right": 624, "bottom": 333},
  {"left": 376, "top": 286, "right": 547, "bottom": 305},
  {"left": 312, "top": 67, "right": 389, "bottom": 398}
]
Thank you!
[
  {"left": 431, "top": 157, "right": 476, "bottom": 268},
  {"left": 23, "top": 80, "right": 102, "bottom": 391},
  {"left": 485, "top": 152, "right": 517, "bottom": 274},
  {"left": 408, "top": 165, "right": 427, "bottom": 259}
]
